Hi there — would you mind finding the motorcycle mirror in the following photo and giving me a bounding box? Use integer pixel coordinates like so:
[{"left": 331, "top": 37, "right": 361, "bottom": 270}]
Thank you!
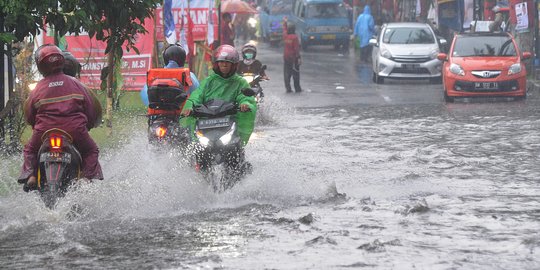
[{"left": 241, "top": 88, "right": 256, "bottom": 97}]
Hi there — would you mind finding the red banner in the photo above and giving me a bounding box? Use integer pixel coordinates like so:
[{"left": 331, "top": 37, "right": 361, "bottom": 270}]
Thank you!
[{"left": 43, "top": 18, "right": 155, "bottom": 91}]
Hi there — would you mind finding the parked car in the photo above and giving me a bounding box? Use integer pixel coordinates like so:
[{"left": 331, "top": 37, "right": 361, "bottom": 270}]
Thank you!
[
  {"left": 438, "top": 32, "right": 531, "bottom": 102},
  {"left": 260, "top": 0, "right": 294, "bottom": 46},
  {"left": 369, "top": 22, "right": 446, "bottom": 84},
  {"left": 291, "top": 0, "right": 351, "bottom": 51}
]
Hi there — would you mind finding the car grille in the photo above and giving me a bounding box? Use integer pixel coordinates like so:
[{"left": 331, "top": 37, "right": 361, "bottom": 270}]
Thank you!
[
  {"left": 391, "top": 56, "right": 432, "bottom": 63},
  {"left": 454, "top": 80, "right": 519, "bottom": 92},
  {"left": 471, "top": 70, "right": 501, "bottom": 79},
  {"left": 391, "top": 67, "right": 430, "bottom": 74}
]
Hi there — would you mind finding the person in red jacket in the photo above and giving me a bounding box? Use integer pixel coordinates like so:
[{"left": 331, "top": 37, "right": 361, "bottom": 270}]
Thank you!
[
  {"left": 282, "top": 17, "right": 302, "bottom": 93},
  {"left": 18, "top": 44, "right": 103, "bottom": 189}
]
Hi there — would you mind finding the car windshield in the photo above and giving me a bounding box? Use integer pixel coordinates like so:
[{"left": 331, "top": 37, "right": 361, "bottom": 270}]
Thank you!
[
  {"left": 452, "top": 35, "right": 517, "bottom": 57},
  {"left": 270, "top": 0, "right": 293, "bottom": 14},
  {"left": 306, "top": 3, "right": 347, "bottom": 18},
  {"left": 382, "top": 27, "right": 435, "bottom": 44}
]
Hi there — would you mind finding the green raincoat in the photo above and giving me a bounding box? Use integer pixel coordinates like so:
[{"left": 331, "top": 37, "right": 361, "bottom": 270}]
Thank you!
[{"left": 182, "top": 73, "right": 257, "bottom": 145}]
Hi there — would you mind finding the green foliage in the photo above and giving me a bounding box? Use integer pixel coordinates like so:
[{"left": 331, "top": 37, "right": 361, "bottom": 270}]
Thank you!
[
  {"left": 0, "top": 0, "right": 88, "bottom": 43},
  {"left": 1, "top": 0, "right": 160, "bottom": 51}
]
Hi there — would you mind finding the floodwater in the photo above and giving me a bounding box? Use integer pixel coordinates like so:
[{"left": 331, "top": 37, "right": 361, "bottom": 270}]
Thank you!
[{"left": 1, "top": 94, "right": 539, "bottom": 269}]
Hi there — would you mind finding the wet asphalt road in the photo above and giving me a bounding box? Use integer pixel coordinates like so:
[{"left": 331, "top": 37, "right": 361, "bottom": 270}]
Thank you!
[{"left": 1, "top": 41, "right": 539, "bottom": 269}]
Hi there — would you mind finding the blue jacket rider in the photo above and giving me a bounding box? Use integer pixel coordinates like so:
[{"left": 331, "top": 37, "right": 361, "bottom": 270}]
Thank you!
[{"left": 140, "top": 44, "right": 200, "bottom": 105}]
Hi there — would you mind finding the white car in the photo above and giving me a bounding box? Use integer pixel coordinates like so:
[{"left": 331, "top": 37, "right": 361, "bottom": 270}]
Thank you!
[{"left": 369, "top": 22, "right": 446, "bottom": 84}]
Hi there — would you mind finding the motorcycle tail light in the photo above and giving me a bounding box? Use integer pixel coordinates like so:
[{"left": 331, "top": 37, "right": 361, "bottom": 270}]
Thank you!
[
  {"left": 156, "top": 126, "right": 167, "bottom": 138},
  {"left": 50, "top": 136, "right": 62, "bottom": 149}
]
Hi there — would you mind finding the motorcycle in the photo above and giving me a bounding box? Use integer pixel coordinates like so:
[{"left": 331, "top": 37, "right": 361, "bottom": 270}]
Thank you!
[
  {"left": 189, "top": 89, "right": 256, "bottom": 192},
  {"left": 147, "top": 114, "right": 190, "bottom": 147},
  {"left": 246, "top": 16, "right": 258, "bottom": 40},
  {"left": 25, "top": 128, "right": 83, "bottom": 209},
  {"left": 146, "top": 82, "right": 190, "bottom": 147},
  {"left": 240, "top": 65, "right": 267, "bottom": 104}
]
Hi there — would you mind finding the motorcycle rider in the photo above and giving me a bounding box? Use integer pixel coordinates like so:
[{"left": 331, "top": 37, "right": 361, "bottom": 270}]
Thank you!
[
  {"left": 140, "top": 44, "right": 200, "bottom": 106},
  {"left": 237, "top": 43, "right": 269, "bottom": 80},
  {"left": 18, "top": 44, "right": 103, "bottom": 189},
  {"left": 180, "top": 44, "right": 257, "bottom": 145}
]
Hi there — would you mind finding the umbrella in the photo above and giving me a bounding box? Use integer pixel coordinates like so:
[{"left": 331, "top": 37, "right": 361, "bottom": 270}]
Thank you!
[{"left": 221, "top": 0, "right": 257, "bottom": 14}]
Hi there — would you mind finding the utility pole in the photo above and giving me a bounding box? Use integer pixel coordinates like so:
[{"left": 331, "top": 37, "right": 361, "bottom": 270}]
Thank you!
[{"left": 1, "top": 13, "right": 6, "bottom": 147}]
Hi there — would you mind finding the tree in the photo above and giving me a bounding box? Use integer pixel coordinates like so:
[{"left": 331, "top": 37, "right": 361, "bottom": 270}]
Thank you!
[
  {"left": 0, "top": 0, "right": 85, "bottom": 152},
  {"left": 1, "top": 0, "right": 90, "bottom": 44},
  {"left": 78, "top": 0, "right": 160, "bottom": 135},
  {"left": 1, "top": 0, "right": 160, "bottom": 143}
]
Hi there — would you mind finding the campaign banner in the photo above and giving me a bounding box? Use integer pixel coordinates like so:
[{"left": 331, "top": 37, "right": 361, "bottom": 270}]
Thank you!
[
  {"left": 43, "top": 18, "right": 154, "bottom": 91},
  {"left": 154, "top": 0, "right": 218, "bottom": 42},
  {"left": 509, "top": 0, "right": 534, "bottom": 32}
]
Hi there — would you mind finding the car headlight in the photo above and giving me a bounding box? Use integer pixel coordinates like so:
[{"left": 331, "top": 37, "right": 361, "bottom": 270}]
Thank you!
[
  {"left": 219, "top": 123, "right": 236, "bottom": 145},
  {"left": 508, "top": 63, "right": 522, "bottom": 75},
  {"left": 430, "top": 49, "right": 439, "bottom": 60},
  {"left": 449, "top": 63, "right": 465, "bottom": 76},
  {"left": 340, "top": 26, "right": 350, "bottom": 32},
  {"left": 196, "top": 130, "right": 210, "bottom": 147},
  {"left": 381, "top": 48, "right": 392, "bottom": 59},
  {"left": 307, "top": 27, "right": 316, "bottom": 33}
]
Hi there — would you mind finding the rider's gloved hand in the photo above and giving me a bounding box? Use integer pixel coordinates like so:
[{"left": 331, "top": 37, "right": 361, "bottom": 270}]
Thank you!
[
  {"left": 181, "top": 109, "right": 192, "bottom": 117},
  {"left": 239, "top": 104, "right": 251, "bottom": 112}
]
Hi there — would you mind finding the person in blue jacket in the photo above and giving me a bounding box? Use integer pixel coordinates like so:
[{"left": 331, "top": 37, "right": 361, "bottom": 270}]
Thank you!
[
  {"left": 353, "top": 5, "right": 375, "bottom": 63},
  {"left": 140, "top": 44, "right": 200, "bottom": 105}
]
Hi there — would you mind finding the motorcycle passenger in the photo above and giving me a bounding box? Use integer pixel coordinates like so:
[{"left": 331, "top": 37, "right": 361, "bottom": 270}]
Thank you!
[
  {"left": 18, "top": 44, "right": 103, "bottom": 189},
  {"left": 140, "top": 44, "right": 200, "bottom": 106},
  {"left": 62, "top": 51, "right": 103, "bottom": 127},
  {"left": 180, "top": 44, "right": 257, "bottom": 145},
  {"left": 237, "top": 43, "right": 269, "bottom": 80}
]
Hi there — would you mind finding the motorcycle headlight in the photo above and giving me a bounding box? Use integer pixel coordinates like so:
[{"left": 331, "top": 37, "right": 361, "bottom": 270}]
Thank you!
[
  {"left": 248, "top": 17, "right": 257, "bottom": 28},
  {"left": 196, "top": 130, "right": 210, "bottom": 147},
  {"left": 508, "top": 63, "right": 522, "bottom": 75},
  {"left": 28, "top": 82, "right": 38, "bottom": 91},
  {"left": 449, "top": 63, "right": 465, "bottom": 76},
  {"left": 219, "top": 123, "right": 236, "bottom": 145},
  {"left": 243, "top": 75, "right": 255, "bottom": 84}
]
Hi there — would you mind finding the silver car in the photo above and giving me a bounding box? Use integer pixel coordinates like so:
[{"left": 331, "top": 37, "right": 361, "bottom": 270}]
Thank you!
[{"left": 369, "top": 22, "right": 446, "bottom": 84}]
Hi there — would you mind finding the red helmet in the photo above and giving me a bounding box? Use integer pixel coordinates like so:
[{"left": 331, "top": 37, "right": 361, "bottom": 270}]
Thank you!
[
  {"left": 35, "top": 44, "right": 65, "bottom": 76},
  {"left": 212, "top": 45, "right": 239, "bottom": 77}
]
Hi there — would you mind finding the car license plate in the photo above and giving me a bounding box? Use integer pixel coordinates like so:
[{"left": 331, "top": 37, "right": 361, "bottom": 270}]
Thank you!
[
  {"left": 198, "top": 116, "right": 231, "bottom": 129},
  {"left": 475, "top": 82, "right": 498, "bottom": 90},
  {"left": 322, "top": 34, "right": 336, "bottom": 40},
  {"left": 402, "top": 64, "right": 420, "bottom": 69},
  {"left": 40, "top": 152, "right": 71, "bottom": 163}
]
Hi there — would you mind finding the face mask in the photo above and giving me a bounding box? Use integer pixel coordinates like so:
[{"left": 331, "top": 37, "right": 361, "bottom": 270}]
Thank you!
[{"left": 244, "top": 53, "right": 254, "bottom": 60}]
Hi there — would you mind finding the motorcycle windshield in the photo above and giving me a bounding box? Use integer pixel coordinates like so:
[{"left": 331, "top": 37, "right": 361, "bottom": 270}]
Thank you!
[{"left": 192, "top": 99, "right": 237, "bottom": 118}]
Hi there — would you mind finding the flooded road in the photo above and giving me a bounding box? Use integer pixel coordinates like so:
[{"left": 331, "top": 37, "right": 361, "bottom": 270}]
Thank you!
[{"left": 1, "top": 43, "right": 540, "bottom": 269}]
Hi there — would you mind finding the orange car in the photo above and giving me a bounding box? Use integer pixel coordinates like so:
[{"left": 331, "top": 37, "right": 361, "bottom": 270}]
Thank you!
[{"left": 438, "top": 32, "right": 531, "bottom": 102}]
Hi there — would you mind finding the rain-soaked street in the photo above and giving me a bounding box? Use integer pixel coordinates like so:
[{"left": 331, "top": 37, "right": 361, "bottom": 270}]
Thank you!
[{"left": 1, "top": 42, "right": 540, "bottom": 269}]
